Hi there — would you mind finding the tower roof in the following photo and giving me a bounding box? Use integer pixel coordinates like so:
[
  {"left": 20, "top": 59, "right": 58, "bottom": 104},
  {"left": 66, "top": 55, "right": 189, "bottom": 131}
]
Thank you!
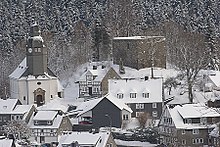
[{"left": 27, "top": 23, "right": 44, "bottom": 48}]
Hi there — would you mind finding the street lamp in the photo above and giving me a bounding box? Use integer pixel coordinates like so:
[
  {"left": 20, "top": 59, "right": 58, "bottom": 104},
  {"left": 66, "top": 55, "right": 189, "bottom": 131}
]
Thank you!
[{"left": 105, "top": 114, "right": 112, "bottom": 132}]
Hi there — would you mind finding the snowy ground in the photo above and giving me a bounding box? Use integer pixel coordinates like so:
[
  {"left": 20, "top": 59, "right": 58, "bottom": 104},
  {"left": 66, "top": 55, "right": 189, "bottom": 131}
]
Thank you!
[{"left": 114, "top": 139, "right": 157, "bottom": 147}]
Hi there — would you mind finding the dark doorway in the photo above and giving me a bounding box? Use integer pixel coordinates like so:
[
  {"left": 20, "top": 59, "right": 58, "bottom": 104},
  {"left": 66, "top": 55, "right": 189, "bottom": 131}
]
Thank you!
[
  {"left": 89, "top": 87, "right": 92, "bottom": 96},
  {"left": 40, "top": 136, "right": 45, "bottom": 143},
  {"left": 36, "top": 95, "right": 44, "bottom": 107}
]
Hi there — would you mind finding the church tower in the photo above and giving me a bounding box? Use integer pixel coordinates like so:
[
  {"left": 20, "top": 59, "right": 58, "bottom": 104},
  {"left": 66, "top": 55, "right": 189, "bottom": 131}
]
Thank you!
[
  {"left": 27, "top": 23, "right": 47, "bottom": 76},
  {"left": 9, "top": 23, "right": 64, "bottom": 107}
]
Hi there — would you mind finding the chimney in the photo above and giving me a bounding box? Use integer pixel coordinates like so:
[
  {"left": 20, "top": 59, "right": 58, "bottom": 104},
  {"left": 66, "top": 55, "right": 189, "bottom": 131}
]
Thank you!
[{"left": 119, "top": 58, "right": 125, "bottom": 74}]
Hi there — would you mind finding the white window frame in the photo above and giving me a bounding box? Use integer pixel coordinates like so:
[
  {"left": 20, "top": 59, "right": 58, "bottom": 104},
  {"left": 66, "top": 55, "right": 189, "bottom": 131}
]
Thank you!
[
  {"left": 136, "top": 112, "right": 144, "bottom": 117},
  {"left": 130, "top": 93, "right": 137, "bottom": 98},
  {"left": 136, "top": 103, "right": 144, "bottom": 109},
  {"left": 117, "top": 93, "right": 124, "bottom": 99},
  {"left": 142, "top": 93, "right": 149, "bottom": 98}
]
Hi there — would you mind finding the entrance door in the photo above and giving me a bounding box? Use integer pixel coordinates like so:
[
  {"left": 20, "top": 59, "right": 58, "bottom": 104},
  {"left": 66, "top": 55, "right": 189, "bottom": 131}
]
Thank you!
[
  {"left": 36, "top": 95, "right": 44, "bottom": 107},
  {"left": 88, "top": 87, "right": 92, "bottom": 96},
  {"left": 40, "top": 136, "right": 45, "bottom": 144}
]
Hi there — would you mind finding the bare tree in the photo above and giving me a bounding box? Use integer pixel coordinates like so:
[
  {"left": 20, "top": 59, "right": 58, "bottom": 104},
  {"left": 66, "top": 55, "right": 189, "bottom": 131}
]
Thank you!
[
  {"left": 137, "top": 112, "right": 150, "bottom": 128},
  {"left": 3, "top": 120, "right": 31, "bottom": 141},
  {"left": 171, "top": 29, "right": 209, "bottom": 103}
]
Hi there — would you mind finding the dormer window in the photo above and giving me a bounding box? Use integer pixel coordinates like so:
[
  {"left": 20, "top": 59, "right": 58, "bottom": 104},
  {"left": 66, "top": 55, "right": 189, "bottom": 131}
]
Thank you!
[
  {"left": 93, "top": 66, "right": 97, "bottom": 70},
  {"left": 142, "top": 93, "right": 149, "bottom": 98},
  {"left": 117, "top": 93, "right": 124, "bottom": 99},
  {"left": 34, "top": 120, "right": 38, "bottom": 125},
  {"left": 130, "top": 93, "right": 137, "bottom": 98},
  {"left": 47, "top": 121, "right": 52, "bottom": 125}
]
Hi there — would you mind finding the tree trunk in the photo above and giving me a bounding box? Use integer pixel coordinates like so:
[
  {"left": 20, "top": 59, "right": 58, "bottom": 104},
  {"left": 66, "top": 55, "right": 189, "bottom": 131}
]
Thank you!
[{"left": 188, "top": 81, "right": 193, "bottom": 103}]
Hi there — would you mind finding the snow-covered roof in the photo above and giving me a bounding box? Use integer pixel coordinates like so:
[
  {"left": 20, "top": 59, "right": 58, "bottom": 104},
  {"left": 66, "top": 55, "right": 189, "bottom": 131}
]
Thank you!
[
  {"left": 108, "top": 78, "right": 163, "bottom": 103},
  {"left": 209, "top": 71, "right": 220, "bottom": 87},
  {"left": 167, "top": 103, "right": 220, "bottom": 129},
  {"left": 113, "top": 36, "right": 165, "bottom": 41},
  {"left": 164, "top": 87, "right": 209, "bottom": 105},
  {"left": 0, "top": 99, "right": 19, "bottom": 113},
  {"left": 0, "top": 139, "right": 13, "bottom": 147},
  {"left": 209, "top": 124, "right": 219, "bottom": 138},
  {"left": 33, "top": 110, "right": 58, "bottom": 121},
  {"left": 112, "top": 64, "right": 177, "bottom": 80},
  {"left": 78, "top": 67, "right": 113, "bottom": 82},
  {"left": 72, "top": 96, "right": 132, "bottom": 117},
  {"left": 30, "top": 114, "right": 64, "bottom": 129},
  {"left": 11, "top": 105, "right": 33, "bottom": 115},
  {"left": 177, "top": 103, "right": 220, "bottom": 118},
  {"left": 58, "top": 131, "right": 111, "bottom": 147},
  {"left": 29, "top": 36, "right": 44, "bottom": 42},
  {"left": 37, "top": 98, "right": 68, "bottom": 113},
  {"left": 9, "top": 58, "right": 27, "bottom": 79}
]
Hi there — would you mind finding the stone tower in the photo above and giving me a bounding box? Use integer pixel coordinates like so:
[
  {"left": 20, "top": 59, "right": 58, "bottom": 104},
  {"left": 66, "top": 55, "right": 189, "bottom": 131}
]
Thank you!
[{"left": 26, "top": 23, "right": 47, "bottom": 76}]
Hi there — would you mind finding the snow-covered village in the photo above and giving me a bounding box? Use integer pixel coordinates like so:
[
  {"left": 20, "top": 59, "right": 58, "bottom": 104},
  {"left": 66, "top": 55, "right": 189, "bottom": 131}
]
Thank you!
[{"left": 1, "top": 1, "right": 220, "bottom": 147}]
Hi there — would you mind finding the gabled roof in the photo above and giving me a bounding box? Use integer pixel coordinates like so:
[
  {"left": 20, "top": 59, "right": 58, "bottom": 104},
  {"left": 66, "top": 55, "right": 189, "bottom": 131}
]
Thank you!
[
  {"left": 37, "top": 98, "right": 68, "bottom": 113},
  {"left": 0, "top": 139, "right": 13, "bottom": 147},
  {"left": 167, "top": 103, "right": 220, "bottom": 129},
  {"left": 58, "top": 131, "right": 111, "bottom": 147},
  {"left": 9, "top": 57, "right": 57, "bottom": 79},
  {"left": 9, "top": 58, "right": 27, "bottom": 79},
  {"left": 78, "top": 67, "right": 113, "bottom": 82},
  {"left": 0, "top": 99, "right": 19, "bottom": 114},
  {"left": 72, "top": 96, "right": 132, "bottom": 117},
  {"left": 108, "top": 78, "right": 163, "bottom": 103},
  {"left": 33, "top": 110, "right": 58, "bottom": 121},
  {"left": 11, "top": 104, "right": 34, "bottom": 115},
  {"left": 29, "top": 114, "right": 64, "bottom": 129},
  {"left": 209, "top": 71, "right": 220, "bottom": 87}
]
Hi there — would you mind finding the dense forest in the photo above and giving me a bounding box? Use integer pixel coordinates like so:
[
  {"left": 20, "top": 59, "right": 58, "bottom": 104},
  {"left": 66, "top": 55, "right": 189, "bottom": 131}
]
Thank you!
[{"left": 1, "top": 0, "right": 220, "bottom": 98}]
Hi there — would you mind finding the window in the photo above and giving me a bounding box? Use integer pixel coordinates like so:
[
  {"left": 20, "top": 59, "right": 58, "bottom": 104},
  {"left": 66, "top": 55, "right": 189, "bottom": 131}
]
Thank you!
[
  {"left": 130, "top": 93, "right": 137, "bottom": 98},
  {"left": 142, "top": 93, "right": 149, "bottom": 98},
  {"left": 192, "top": 138, "right": 203, "bottom": 144},
  {"left": 136, "top": 104, "right": 144, "bottom": 109},
  {"left": 136, "top": 112, "right": 144, "bottom": 117},
  {"left": 23, "top": 96, "right": 26, "bottom": 101},
  {"left": 182, "top": 139, "right": 186, "bottom": 145},
  {"left": 200, "top": 138, "right": 203, "bottom": 143},
  {"left": 117, "top": 93, "right": 124, "bottom": 99},
  {"left": 192, "top": 129, "right": 199, "bottom": 134},
  {"left": 152, "top": 111, "right": 158, "bottom": 117},
  {"left": 152, "top": 103, "right": 157, "bottom": 108},
  {"left": 182, "top": 129, "right": 185, "bottom": 134},
  {"left": 123, "top": 114, "right": 129, "bottom": 120},
  {"left": 93, "top": 87, "right": 99, "bottom": 92},
  {"left": 107, "top": 143, "right": 113, "bottom": 147}
]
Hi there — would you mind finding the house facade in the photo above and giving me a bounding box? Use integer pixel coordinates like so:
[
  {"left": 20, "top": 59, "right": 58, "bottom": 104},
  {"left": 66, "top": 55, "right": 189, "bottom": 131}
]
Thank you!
[
  {"left": 9, "top": 23, "right": 63, "bottom": 107},
  {"left": 112, "top": 36, "right": 166, "bottom": 70},
  {"left": 158, "top": 104, "right": 220, "bottom": 146},
  {"left": 68, "top": 96, "right": 132, "bottom": 129},
  {"left": 77, "top": 61, "right": 121, "bottom": 99},
  {"left": 29, "top": 110, "right": 72, "bottom": 144},
  {"left": 108, "top": 78, "right": 163, "bottom": 119},
  {"left": 0, "top": 99, "right": 35, "bottom": 135}
]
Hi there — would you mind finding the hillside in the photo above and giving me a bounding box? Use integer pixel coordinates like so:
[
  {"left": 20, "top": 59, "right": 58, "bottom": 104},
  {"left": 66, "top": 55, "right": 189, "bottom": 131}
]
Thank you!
[{"left": 1, "top": 0, "right": 220, "bottom": 97}]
